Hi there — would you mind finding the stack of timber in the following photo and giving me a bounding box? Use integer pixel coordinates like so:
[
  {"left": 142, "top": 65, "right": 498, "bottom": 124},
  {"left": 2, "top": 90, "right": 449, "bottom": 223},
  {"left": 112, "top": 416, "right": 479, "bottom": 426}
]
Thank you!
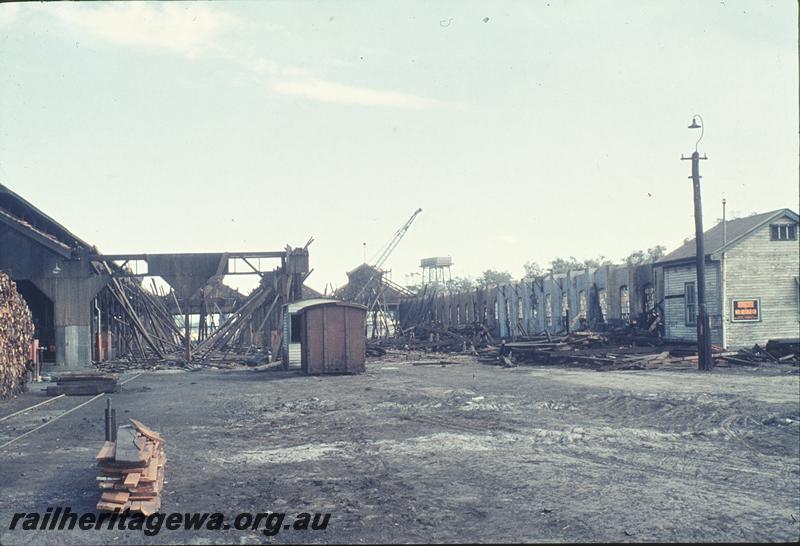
[
  {"left": 0, "top": 272, "right": 34, "bottom": 399},
  {"left": 95, "top": 419, "right": 166, "bottom": 515},
  {"left": 47, "top": 372, "right": 118, "bottom": 395}
]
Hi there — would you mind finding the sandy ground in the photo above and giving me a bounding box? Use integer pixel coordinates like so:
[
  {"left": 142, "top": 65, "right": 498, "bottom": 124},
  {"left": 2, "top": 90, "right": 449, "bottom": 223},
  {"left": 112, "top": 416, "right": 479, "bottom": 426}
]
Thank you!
[{"left": 1, "top": 356, "right": 798, "bottom": 544}]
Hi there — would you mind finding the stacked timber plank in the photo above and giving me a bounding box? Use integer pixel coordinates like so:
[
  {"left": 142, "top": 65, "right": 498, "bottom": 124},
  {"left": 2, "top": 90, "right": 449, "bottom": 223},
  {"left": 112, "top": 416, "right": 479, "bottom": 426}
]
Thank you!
[
  {"left": 47, "top": 371, "right": 118, "bottom": 396},
  {"left": 0, "top": 272, "right": 34, "bottom": 399},
  {"left": 95, "top": 419, "right": 166, "bottom": 515}
]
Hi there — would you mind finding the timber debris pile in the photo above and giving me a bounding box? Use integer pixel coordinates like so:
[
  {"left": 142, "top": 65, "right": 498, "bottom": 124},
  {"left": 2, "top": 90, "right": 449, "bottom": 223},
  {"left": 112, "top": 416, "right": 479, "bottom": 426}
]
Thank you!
[
  {"left": 95, "top": 418, "right": 166, "bottom": 515},
  {"left": 0, "top": 272, "right": 34, "bottom": 399},
  {"left": 368, "top": 322, "right": 799, "bottom": 372}
]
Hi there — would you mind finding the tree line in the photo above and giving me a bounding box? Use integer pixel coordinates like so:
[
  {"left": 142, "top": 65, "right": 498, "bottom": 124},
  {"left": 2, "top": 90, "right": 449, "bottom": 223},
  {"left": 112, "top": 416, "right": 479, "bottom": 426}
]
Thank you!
[{"left": 409, "top": 246, "right": 666, "bottom": 293}]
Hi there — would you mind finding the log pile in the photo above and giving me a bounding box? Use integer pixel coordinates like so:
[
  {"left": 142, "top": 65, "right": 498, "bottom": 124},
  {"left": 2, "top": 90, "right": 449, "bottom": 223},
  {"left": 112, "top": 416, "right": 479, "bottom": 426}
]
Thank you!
[
  {"left": 0, "top": 272, "right": 34, "bottom": 399},
  {"left": 95, "top": 419, "right": 166, "bottom": 515}
]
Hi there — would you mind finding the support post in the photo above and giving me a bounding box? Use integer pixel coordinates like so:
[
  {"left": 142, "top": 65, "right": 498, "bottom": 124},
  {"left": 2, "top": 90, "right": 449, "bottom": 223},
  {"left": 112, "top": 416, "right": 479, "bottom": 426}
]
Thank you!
[
  {"left": 689, "top": 150, "right": 713, "bottom": 370},
  {"left": 184, "top": 312, "right": 191, "bottom": 361}
]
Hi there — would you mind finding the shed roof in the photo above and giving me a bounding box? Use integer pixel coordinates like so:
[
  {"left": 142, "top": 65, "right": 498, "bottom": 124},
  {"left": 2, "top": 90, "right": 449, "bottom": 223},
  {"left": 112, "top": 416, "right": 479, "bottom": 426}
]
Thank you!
[
  {"left": 285, "top": 298, "right": 366, "bottom": 314},
  {"left": 657, "top": 208, "right": 799, "bottom": 265},
  {"left": 0, "top": 182, "right": 93, "bottom": 256}
]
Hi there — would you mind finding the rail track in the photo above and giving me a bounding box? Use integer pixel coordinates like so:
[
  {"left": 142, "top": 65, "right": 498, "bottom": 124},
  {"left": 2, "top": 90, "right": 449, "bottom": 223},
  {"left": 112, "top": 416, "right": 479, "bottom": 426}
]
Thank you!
[{"left": 0, "top": 373, "right": 143, "bottom": 451}]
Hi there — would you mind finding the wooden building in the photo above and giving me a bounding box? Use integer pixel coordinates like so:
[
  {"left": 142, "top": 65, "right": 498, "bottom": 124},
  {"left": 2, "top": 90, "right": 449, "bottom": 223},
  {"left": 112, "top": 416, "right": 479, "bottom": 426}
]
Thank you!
[
  {"left": 656, "top": 208, "right": 799, "bottom": 349},
  {"left": 282, "top": 299, "right": 367, "bottom": 374}
]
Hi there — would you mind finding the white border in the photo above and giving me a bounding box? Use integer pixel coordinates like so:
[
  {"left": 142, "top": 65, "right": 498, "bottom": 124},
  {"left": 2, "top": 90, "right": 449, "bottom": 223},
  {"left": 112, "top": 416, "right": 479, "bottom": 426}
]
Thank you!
[{"left": 731, "top": 298, "right": 761, "bottom": 323}]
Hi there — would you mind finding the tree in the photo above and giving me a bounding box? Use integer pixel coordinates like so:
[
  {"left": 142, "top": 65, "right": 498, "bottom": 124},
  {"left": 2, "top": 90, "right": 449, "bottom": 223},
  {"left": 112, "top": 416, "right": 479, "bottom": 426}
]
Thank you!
[
  {"left": 624, "top": 245, "right": 666, "bottom": 265},
  {"left": 549, "top": 256, "right": 584, "bottom": 274},
  {"left": 522, "top": 261, "right": 544, "bottom": 280},
  {"left": 582, "top": 256, "right": 614, "bottom": 269},
  {"left": 548, "top": 256, "right": 611, "bottom": 274},
  {"left": 445, "top": 276, "right": 475, "bottom": 293},
  {"left": 476, "top": 269, "right": 513, "bottom": 288},
  {"left": 646, "top": 245, "right": 666, "bottom": 261}
]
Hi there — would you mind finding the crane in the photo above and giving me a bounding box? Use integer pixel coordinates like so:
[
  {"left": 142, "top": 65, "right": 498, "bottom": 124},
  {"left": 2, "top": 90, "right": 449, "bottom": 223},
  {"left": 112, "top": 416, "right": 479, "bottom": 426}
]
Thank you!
[
  {"left": 370, "top": 208, "right": 423, "bottom": 271},
  {"left": 354, "top": 209, "right": 422, "bottom": 336}
]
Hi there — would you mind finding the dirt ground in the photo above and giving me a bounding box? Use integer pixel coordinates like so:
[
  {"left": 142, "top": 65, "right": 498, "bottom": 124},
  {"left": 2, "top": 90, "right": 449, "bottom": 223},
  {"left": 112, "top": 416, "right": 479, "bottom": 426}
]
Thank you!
[{"left": 1, "top": 355, "right": 798, "bottom": 544}]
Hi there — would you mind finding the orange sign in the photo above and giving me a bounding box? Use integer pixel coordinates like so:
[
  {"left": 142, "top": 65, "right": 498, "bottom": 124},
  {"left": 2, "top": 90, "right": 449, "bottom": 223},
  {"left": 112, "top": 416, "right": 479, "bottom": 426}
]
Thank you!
[{"left": 732, "top": 299, "right": 760, "bottom": 322}]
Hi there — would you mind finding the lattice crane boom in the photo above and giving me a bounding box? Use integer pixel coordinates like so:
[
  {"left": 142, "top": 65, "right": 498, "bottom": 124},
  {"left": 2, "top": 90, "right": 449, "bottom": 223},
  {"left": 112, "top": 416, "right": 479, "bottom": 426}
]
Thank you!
[
  {"left": 354, "top": 208, "right": 422, "bottom": 303},
  {"left": 371, "top": 208, "right": 423, "bottom": 271}
]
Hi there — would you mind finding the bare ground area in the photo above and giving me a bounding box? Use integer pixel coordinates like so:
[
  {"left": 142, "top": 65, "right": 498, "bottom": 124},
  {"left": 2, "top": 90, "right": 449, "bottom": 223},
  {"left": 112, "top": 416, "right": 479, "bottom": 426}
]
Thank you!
[{"left": 1, "top": 356, "right": 798, "bottom": 544}]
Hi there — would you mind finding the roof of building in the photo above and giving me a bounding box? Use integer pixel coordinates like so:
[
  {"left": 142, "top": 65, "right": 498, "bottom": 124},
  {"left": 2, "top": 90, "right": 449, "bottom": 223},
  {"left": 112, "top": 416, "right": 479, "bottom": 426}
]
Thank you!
[
  {"left": 301, "top": 284, "right": 325, "bottom": 299},
  {"left": 336, "top": 262, "right": 414, "bottom": 303},
  {"left": 286, "top": 298, "right": 367, "bottom": 314},
  {"left": 0, "top": 182, "right": 93, "bottom": 256},
  {"left": 657, "top": 208, "right": 799, "bottom": 265}
]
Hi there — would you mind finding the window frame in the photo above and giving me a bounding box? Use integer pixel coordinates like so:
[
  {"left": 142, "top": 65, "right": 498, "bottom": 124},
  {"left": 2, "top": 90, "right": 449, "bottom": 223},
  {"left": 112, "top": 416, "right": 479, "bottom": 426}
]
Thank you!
[
  {"left": 770, "top": 223, "right": 798, "bottom": 241},
  {"left": 684, "top": 281, "right": 697, "bottom": 326},
  {"left": 619, "top": 285, "right": 630, "bottom": 321}
]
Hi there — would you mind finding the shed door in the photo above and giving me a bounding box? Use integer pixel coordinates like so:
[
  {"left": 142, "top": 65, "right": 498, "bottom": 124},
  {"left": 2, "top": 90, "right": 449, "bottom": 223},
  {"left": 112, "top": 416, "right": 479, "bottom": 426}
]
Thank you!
[
  {"left": 344, "top": 307, "right": 366, "bottom": 373},
  {"left": 303, "top": 308, "right": 325, "bottom": 374}
]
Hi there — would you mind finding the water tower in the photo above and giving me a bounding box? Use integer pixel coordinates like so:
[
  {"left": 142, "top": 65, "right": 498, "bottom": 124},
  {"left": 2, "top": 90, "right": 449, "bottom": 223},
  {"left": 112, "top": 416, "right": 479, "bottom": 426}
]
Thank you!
[{"left": 420, "top": 257, "right": 453, "bottom": 286}]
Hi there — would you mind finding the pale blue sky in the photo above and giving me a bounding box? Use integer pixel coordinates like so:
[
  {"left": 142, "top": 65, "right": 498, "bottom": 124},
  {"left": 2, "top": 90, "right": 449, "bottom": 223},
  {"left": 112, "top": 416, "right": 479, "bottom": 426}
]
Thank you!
[{"left": 1, "top": 1, "right": 797, "bottom": 293}]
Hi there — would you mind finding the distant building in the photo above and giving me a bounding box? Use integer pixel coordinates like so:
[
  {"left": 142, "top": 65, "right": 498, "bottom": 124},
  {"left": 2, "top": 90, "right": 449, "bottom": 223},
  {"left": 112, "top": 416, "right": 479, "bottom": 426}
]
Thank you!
[
  {"left": 335, "top": 263, "right": 413, "bottom": 338},
  {"left": 656, "top": 208, "right": 799, "bottom": 349}
]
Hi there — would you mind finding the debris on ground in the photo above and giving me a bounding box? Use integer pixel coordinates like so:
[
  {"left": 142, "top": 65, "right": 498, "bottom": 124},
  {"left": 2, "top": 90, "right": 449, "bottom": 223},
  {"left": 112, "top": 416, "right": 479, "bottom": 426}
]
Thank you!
[
  {"left": 369, "top": 325, "right": 799, "bottom": 372},
  {"left": 95, "top": 418, "right": 166, "bottom": 515}
]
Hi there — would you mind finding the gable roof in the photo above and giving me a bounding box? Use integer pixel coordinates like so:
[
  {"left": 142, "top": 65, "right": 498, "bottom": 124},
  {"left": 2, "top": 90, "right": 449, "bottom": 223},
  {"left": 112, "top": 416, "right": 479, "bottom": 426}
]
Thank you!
[
  {"left": 657, "top": 208, "right": 799, "bottom": 265},
  {"left": 0, "top": 182, "right": 92, "bottom": 257}
]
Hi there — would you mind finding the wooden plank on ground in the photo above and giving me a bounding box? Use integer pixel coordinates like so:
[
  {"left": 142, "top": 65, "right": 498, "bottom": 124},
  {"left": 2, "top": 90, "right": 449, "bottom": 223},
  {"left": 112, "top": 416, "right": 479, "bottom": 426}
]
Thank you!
[
  {"left": 115, "top": 426, "right": 146, "bottom": 464},
  {"left": 95, "top": 441, "right": 116, "bottom": 461},
  {"left": 123, "top": 473, "right": 141, "bottom": 488},
  {"left": 101, "top": 490, "right": 130, "bottom": 504},
  {"left": 96, "top": 501, "right": 126, "bottom": 512},
  {"left": 129, "top": 418, "right": 164, "bottom": 444},
  {"left": 139, "top": 499, "right": 160, "bottom": 516}
]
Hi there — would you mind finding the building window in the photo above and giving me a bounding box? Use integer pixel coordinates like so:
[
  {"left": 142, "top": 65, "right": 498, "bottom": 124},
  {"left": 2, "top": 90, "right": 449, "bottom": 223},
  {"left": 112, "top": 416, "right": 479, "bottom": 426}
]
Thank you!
[
  {"left": 685, "top": 282, "right": 696, "bottom": 326},
  {"left": 545, "top": 294, "right": 552, "bottom": 327},
  {"left": 598, "top": 288, "right": 607, "bottom": 321},
  {"left": 770, "top": 224, "right": 797, "bottom": 241},
  {"left": 620, "top": 285, "right": 630, "bottom": 321},
  {"left": 578, "top": 290, "right": 587, "bottom": 318},
  {"left": 643, "top": 283, "right": 655, "bottom": 313},
  {"left": 517, "top": 297, "right": 524, "bottom": 320},
  {"left": 456, "top": 305, "right": 461, "bottom": 324}
]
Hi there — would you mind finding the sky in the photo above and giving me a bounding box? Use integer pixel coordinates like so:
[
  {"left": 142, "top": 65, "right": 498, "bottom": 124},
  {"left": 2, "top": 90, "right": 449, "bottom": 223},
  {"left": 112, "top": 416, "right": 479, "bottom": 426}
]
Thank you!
[{"left": 1, "top": 0, "right": 797, "bottom": 294}]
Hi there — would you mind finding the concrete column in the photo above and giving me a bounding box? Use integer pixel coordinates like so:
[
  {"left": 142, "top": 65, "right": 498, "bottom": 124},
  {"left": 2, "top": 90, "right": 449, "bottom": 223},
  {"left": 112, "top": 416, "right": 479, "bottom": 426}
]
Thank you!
[{"left": 31, "top": 264, "right": 108, "bottom": 369}]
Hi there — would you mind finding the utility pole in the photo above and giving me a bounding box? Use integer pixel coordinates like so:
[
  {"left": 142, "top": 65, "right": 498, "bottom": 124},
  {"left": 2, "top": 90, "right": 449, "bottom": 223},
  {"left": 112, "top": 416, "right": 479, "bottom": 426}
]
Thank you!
[{"left": 682, "top": 115, "right": 713, "bottom": 371}]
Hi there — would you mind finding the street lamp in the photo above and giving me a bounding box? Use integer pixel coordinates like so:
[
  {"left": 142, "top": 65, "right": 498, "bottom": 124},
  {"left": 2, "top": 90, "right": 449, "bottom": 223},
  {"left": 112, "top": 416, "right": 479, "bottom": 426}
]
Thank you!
[{"left": 682, "top": 114, "right": 713, "bottom": 371}]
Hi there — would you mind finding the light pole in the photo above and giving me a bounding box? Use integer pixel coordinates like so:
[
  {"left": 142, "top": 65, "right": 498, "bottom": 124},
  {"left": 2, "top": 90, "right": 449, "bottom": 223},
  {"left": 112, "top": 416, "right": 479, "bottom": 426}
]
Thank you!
[{"left": 682, "top": 115, "right": 713, "bottom": 371}]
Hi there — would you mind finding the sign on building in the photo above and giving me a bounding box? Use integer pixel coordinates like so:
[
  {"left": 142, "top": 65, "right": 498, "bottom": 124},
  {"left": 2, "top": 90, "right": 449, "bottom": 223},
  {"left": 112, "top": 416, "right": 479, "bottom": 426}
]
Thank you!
[{"left": 731, "top": 299, "right": 760, "bottom": 322}]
